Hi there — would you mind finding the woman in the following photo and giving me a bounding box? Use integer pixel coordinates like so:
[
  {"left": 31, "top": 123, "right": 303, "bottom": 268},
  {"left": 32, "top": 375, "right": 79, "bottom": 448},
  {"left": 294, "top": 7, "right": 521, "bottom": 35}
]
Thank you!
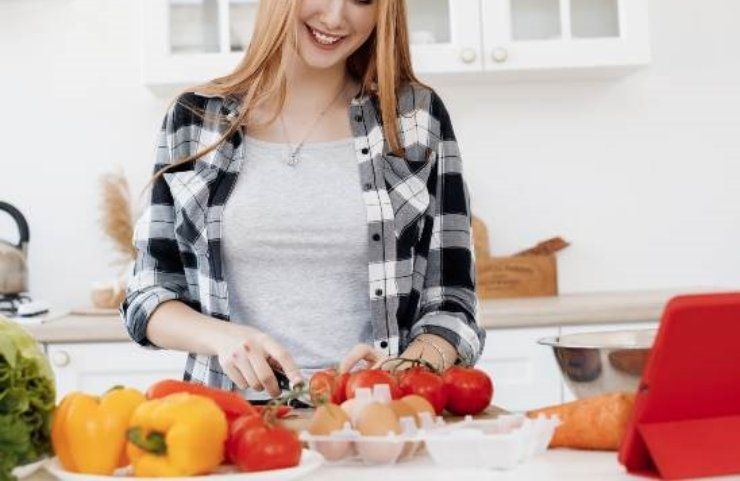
[{"left": 121, "top": 0, "right": 485, "bottom": 401}]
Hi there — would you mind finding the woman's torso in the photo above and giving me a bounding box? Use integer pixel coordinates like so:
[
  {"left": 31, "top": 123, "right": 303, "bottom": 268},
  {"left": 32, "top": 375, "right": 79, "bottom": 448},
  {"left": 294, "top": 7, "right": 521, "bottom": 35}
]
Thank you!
[{"left": 221, "top": 134, "right": 374, "bottom": 395}]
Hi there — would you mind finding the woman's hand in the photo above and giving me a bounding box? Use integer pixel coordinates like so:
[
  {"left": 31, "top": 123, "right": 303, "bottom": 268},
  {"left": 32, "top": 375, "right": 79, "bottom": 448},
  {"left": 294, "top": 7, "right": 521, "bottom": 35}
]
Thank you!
[
  {"left": 338, "top": 344, "right": 386, "bottom": 373},
  {"left": 339, "top": 335, "right": 459, "bottom": 374},
  {"left": 209, "top": 323, "right": 302, "bottom": 397}
]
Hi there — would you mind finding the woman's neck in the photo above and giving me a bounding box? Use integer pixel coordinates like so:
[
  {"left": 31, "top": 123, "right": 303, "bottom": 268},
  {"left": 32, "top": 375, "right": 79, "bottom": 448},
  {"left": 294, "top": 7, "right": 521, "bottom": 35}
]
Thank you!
[{"left": 281, "top": 50, "right": 357, "bottom": 116}]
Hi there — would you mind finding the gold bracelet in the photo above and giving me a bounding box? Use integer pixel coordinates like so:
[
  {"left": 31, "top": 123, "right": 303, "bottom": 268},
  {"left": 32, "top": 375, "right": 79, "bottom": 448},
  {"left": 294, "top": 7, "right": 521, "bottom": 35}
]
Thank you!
[{"left": 413, "top": 336, "right": 450, "bottom": 371}]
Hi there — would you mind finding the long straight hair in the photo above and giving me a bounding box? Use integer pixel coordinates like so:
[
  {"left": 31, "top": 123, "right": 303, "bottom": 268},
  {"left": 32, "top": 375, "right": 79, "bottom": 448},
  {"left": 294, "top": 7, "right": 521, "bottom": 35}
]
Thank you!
[{"left": 151, "top": 0, "right": 430, "bottom": 184}]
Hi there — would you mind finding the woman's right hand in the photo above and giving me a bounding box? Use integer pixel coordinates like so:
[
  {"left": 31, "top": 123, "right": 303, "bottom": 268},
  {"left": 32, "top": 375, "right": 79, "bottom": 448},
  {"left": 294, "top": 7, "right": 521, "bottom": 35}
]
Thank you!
[{"left": 210, "top": 324, "right": 302, "bottom": 398}]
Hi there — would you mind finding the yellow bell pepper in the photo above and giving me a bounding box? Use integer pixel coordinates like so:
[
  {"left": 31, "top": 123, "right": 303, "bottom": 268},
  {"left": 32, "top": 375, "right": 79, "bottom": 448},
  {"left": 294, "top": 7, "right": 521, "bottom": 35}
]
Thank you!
[
  {"left": 51, "top": 386, "right": 146, "bottom": 474},
  {"left": 125, "top": 392, "right": 227, "bottom": 477}
]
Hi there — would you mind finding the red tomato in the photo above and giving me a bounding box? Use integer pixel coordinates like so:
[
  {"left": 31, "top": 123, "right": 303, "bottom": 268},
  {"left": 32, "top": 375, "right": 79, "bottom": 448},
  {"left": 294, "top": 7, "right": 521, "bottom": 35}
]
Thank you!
[
  {"left": 309, "top": 369, "right": 349, "bottom": 405},
  {"left": 225, "top": 414, "right": 265, "bottom": 464},
  {"left": 345, "top": 369, "right": 402, "bottom": 400},
  {"left": 254, "top": 405, "right": 293, "bottom": 419},
  {"left": 235, "top": 423, "right": 302, "bottom": 472},
  {"left": 442, "top": 367, "right": 494, "bottom": 415},
  {"left": 398, "top": 367, "right": 448, "bottom": 414},
  {"left": 334, "top": 372, "right": 350, "bottom": 403}
]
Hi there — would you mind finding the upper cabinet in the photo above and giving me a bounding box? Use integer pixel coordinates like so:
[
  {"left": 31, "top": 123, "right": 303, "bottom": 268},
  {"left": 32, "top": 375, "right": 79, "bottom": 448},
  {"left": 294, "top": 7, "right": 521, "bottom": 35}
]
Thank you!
[
  {"left": 142, "top": 0, "right": 650, "bottom": 86},
  {"left": 482, "top": 0, "right": 651, "bottom": 72},
  {"left": 405, "top": 0, "right": 483, "bottom": 73}
]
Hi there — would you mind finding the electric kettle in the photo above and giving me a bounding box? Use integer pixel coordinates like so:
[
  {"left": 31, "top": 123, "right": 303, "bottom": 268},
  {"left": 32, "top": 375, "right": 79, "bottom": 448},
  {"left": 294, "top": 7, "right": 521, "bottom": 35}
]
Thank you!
[{"left": 0, "top": 201, "right": 30, "bottom": 295}]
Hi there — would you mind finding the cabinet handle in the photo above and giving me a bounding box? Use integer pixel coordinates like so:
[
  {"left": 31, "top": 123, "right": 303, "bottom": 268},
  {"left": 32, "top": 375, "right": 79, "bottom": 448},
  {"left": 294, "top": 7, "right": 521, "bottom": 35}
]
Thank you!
[
  {"left": 51, "top": 351, "right": 70, "bottom": 367},
  {"left": 460, "top": 48, "right": 477, "bottom": 64},
  {"left": 491, "top": 47, "right": 509, "bottom": 63}
]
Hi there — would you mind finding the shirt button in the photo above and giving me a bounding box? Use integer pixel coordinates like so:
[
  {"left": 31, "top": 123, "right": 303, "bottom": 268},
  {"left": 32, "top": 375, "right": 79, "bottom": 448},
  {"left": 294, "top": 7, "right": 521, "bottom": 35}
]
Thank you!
[
  {"left": 375, "top": 288, "right": 383, "bottom": 297},
  {"left": 372, "top": 233, "right": 380, "bottom": 241},
  {"left": 363, "top": 183, "right": 372, "bottom": 191},
  {"left": 354, "top": 114, "right": 363, "bottom": 122},
  {"left": 380, "top": 340, "right": 388, "bottom": 348},
  {"left": 361, "top": 147, "right": 369, "bottom": 155}
]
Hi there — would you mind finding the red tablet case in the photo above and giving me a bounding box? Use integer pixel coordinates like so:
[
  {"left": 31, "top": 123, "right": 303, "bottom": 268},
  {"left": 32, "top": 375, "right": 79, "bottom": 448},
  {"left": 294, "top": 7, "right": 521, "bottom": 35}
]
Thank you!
[{"left": 618, "top": 292, "right": 740, "bottom": 479}]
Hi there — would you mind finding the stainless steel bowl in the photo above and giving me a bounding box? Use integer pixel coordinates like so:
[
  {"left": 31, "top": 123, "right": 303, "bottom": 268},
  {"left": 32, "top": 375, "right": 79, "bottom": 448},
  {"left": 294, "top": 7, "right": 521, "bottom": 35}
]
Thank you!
[{"left": 538, "top": 329, "right": 656, "bottom": 399}]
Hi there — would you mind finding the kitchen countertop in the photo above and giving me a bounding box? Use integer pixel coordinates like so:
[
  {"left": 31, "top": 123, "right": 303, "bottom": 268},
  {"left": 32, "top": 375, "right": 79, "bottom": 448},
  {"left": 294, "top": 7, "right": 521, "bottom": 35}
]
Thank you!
[
  {"left": 25, "top": 450, "right": 740, "bottom": 480},
  {"left": 19, "top": 287, "right": 722, "bottom": 343}
]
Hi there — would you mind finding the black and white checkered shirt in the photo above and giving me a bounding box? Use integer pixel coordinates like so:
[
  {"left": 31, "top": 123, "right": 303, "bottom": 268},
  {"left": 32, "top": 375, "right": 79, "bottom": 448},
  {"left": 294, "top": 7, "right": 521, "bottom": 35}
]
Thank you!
[{"left": 120, "top": 82, "right": 486, "bottom": 390}]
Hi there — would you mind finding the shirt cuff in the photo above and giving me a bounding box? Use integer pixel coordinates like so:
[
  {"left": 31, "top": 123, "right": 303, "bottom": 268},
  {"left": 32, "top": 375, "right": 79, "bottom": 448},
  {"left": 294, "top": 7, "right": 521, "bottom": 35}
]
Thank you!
[
  {"left": 409, "top": 311, "right": 485, "bottom": 366},
  {"left": 120, "top": 285, "right": 183, "bottom": 349}
]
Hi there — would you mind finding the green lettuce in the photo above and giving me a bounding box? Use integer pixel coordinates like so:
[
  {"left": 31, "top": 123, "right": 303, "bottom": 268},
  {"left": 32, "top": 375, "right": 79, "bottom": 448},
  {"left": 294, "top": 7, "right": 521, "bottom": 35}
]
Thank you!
[{"left": 0, "top": 317, "right": 55, "bottom": 481}]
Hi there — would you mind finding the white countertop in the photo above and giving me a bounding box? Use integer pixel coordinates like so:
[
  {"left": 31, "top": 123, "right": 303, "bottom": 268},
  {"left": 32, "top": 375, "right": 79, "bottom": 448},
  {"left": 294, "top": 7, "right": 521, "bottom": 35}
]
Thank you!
[
  {"left": 27, "top": 450, "right": 740, "bottom": 481},
  {"left": 19, "top": 287, "right": 723, "bottom": 343}
]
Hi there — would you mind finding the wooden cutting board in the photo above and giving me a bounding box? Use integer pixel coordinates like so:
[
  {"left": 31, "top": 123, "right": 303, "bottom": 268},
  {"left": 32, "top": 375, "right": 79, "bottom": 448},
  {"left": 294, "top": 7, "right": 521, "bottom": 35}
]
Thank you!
[{"left": 278, "top": 405, "right": 509, "bottom": 432}]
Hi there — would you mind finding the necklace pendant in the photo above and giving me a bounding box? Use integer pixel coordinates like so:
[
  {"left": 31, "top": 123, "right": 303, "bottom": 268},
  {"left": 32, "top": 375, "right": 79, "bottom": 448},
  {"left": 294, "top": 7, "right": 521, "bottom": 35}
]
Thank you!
[{"left": 287, "top": 151, "right": 299, "bottom": 166}]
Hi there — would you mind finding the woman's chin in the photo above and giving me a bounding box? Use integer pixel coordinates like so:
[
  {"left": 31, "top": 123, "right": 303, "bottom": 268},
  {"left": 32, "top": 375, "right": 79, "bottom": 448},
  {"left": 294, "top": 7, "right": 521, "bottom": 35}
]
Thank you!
[{"left": 298, "top": 51, "right": 346, "bottom": 70}]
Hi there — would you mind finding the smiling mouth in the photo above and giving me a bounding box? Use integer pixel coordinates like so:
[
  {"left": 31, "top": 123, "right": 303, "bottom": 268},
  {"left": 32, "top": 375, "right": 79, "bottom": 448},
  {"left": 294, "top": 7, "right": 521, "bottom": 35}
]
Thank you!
[{"left": 305, "top": 23, "right": 346, "bottom": 46}]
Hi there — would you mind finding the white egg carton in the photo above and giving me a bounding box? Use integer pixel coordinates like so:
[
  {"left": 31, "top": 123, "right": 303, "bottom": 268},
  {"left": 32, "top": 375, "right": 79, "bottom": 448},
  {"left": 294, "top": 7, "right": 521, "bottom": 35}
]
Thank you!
[
  {"left": 423, "top": 413, "right": 561, "bottom": 470},
  {"left": 299, "top": 384, "right": 447, "bottom": 465}
]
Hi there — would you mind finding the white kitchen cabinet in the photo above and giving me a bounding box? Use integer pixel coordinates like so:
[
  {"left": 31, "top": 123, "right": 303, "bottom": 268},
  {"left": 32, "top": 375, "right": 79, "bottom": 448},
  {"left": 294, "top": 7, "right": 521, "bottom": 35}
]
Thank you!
[
  {"left": 481, "top": 0, "right": 650, "bottom": 73},
  {"left": 405, "top": 0, "right": 483, "bottom": 73},
  {"left": 46, "top": 342, "right": 187, "bottom": 401},
  {"left": 478, "top": 327, "right": 562, "bottom": 412},
  {"left": 142, "top": 0, "right": 649, "bottom": 86},
  {"left": 558, "top": 321, "right": 657, "bottom": 402},
  {"left": 143, "top": 0, "right": 481, "bottom": 85}
]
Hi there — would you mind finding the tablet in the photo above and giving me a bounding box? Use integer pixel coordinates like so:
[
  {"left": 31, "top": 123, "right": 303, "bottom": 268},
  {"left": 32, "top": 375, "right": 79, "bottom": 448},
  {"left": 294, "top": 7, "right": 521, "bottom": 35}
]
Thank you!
[{"left": 618, "top": 291, "right": 740, "bottom": 479}]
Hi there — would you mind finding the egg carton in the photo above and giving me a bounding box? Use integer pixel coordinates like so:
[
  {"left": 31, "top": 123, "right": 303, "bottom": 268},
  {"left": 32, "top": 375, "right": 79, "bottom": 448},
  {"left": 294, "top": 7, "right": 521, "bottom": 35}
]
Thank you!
[
  {"left": 299, "top": 384, "right": 447, "bottom": 465},
  {"left": 423, "top": 413, "right": 561, "bottom": 470}
]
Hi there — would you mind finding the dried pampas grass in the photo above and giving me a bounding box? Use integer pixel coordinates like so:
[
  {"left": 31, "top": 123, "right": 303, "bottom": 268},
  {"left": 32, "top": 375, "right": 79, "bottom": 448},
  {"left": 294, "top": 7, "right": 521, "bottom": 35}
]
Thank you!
[{"left": 99, "top": 170, "right": 136, "bottom": 269}]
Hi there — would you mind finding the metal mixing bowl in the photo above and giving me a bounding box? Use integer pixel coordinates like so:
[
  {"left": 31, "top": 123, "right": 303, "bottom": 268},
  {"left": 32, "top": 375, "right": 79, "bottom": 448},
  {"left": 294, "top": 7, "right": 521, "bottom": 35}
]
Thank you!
[{"left": 538, "top": 328, "right": 656, "bottom": 399}]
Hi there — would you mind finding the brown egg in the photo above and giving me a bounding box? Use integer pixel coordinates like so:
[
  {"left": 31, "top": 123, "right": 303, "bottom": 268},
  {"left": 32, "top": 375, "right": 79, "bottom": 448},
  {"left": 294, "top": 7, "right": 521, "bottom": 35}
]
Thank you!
[
  {"left": 307, "top": 403, "right": 352, "bottom": 461},
  {"left": 355, "top": 402, "right": 401, "bottom": 436},
  {"left": 355, "top": 402, "right": 405, "bottom": 464},
  {"left": 389, "top": 399, "right": 419, "bottom": 427},
  {"left": 307, "top": 403, "right": 349, "bottom": 435},
  {"left": 401, "top": 394, "right": 435, "bottom": 419}
]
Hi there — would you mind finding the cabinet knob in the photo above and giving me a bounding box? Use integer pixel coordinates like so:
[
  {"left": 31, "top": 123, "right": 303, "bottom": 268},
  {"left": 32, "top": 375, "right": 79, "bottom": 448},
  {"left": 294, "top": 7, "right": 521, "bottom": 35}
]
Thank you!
[
  {"left": 460, "top": 48, "right": 477, "bottom": 64},
  {"left": 52, "top": 351, "right": 70, "bottom": 367},
  {"left": 491, "top": 47, "right": 509, "bottom": 63}
]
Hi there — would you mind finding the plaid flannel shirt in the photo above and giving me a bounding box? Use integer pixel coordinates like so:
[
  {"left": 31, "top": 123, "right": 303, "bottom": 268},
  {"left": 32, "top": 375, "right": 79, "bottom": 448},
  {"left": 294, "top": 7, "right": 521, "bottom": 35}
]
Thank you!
[{"left": 120, "top": 82, "right": 486, "bottom": 390}]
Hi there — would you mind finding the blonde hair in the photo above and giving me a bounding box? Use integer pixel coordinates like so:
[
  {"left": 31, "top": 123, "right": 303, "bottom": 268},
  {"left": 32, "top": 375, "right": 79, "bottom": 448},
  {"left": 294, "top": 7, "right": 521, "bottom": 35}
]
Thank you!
[{"left": 151, "top": 0, "right": 430, "bottom": 184}]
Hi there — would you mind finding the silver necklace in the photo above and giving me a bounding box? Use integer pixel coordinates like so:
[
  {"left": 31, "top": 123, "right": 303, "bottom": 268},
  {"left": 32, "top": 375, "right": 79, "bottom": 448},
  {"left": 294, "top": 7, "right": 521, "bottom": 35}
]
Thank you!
[{"left": 279, "top": 80, "right": 349, "bottom": 167}]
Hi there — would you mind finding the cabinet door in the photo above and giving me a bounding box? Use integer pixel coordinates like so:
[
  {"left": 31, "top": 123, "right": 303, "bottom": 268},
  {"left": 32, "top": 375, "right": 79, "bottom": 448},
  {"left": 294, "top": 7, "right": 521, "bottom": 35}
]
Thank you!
[
  {"left": 477, "top": 327, "right": 562, "bottom": 412},
  {"left": 406, "top": 0, "right": 483, "bottom": 73},
  {"left": 47, "top": 342, "right": 188, "bottom": 401},
  {"left": 482, "top": 0, "right": 650, "bottom": 72},
  {"left": 143, "top": 0, "right": 248, "bottom": 85},
  {"left": 559, "top": 321, "right": 658, "bottom": 402}
]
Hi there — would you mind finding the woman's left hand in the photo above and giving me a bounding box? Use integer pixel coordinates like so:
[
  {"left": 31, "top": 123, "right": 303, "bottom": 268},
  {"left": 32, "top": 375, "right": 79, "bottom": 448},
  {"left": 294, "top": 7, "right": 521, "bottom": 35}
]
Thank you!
[
  {"left": 339, "top": 335, "right": 459, "bottom": 374},
  {"left": 338, "top": 344, "right": 386, "bottom": 373}
]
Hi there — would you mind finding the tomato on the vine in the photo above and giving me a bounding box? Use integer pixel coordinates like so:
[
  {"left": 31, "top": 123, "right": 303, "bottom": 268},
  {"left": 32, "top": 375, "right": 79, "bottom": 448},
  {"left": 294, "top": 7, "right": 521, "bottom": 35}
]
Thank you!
[
  {"left": 309, "top": 369, "right": 350, "bottom": 405},
  {"left": 345, "top": 369, "right": 402, "bottom": 400},
  {"left": 442, "top": 367, "right": 494, "bottom": 416},
  {"left": 397, "top": 367, "right": 448, "bottom": 414}
]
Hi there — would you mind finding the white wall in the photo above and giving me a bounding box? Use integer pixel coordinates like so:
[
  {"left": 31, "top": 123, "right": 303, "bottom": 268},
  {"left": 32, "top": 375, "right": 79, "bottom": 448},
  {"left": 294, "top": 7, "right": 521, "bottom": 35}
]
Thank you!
[{"left": 1, "top": 0, "right": 738, "bottom": 311}]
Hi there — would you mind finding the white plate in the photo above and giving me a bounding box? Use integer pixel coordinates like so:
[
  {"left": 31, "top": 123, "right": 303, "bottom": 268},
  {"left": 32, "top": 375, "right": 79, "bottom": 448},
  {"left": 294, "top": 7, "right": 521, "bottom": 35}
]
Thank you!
[
  {"left": 12, "top": 458, "right": 48, "bottom": 479},
  {"left": 45, "top": 450, "right": 323, "bottom": 481}
]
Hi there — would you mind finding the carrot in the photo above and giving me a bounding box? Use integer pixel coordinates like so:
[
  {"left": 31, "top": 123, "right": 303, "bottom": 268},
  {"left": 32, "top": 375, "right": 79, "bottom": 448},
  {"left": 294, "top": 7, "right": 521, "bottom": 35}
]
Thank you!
[
  {"left": 527, "top": 392, "right": 636, "bottom": 451},
  {"left": 147, "top": 379, "right": 258, "bottom": 419}
]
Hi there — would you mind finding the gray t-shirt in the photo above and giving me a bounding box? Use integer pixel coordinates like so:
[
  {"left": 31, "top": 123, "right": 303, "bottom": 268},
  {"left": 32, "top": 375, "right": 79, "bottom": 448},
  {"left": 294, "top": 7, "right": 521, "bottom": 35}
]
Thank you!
[{"left": 222, "top": 134, "right": 374, "bottom": 394}]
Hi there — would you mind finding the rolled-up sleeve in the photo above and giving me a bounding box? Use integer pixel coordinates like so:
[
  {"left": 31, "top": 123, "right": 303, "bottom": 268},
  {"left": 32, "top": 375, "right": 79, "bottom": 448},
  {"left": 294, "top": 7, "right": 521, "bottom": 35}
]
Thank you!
[
  {"left": 119, "top": 104, "right": 188, "bottom": 349},
  {"left": 409, "top": 90, "right": 486, "bottom": 366}
]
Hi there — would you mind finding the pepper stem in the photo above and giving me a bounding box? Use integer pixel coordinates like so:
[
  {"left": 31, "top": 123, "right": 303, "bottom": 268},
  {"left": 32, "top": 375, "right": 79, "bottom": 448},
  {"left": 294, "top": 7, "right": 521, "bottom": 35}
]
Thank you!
[{"left": 127, "top": 427, "right": 167, "bottom": 455}]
